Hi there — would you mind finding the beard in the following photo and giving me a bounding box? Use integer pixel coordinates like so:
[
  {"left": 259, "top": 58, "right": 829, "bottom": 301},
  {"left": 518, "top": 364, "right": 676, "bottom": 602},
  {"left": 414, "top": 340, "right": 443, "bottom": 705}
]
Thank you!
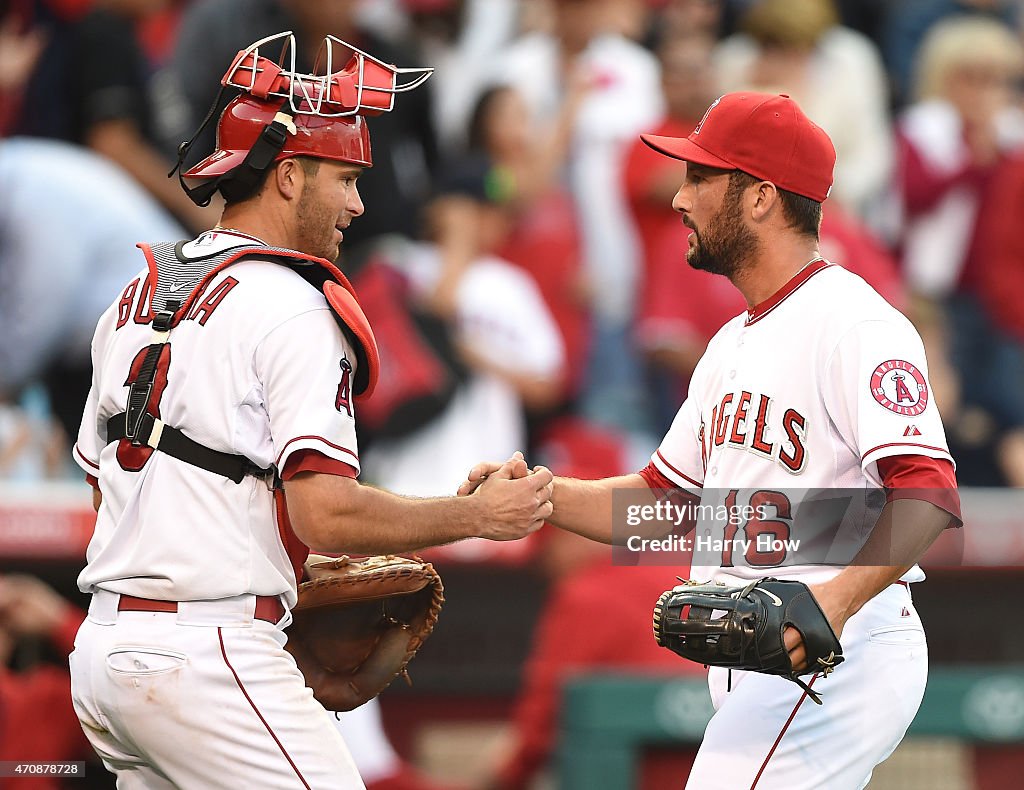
[
  {"left": 296, "top": 185, "right": 341, "bottom": 262},
  {"left": 685, "top": 179, "right": 760, "bottom": 278}
]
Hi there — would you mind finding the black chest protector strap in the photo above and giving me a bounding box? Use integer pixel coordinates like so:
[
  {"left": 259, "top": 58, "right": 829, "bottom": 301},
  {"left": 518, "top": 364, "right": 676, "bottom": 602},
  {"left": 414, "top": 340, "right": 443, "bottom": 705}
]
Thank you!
[
  {"left": 124, "top": 302, "right": 177, "bottom": 440},
  {"left": 105, "top": 412, "right": 275, "bottom": 484}
]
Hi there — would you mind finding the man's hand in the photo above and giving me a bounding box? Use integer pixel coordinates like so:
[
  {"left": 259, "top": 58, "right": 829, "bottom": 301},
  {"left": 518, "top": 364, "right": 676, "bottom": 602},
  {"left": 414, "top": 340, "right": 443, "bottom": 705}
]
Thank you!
[
  {"left": 0, "top": 574, "right": 71, "bottom": 638},
  {"left": 0, "top": 15, "right": 46, "bottom": 93},
  {"left": 783, "top": 580, "right": 855, "bottom": 671},
  {"left": 465, "top": 452, "right": 553, "bottom": 541},
  {"left": 458, "top": 451, "right": 537, "bottom": 496}
]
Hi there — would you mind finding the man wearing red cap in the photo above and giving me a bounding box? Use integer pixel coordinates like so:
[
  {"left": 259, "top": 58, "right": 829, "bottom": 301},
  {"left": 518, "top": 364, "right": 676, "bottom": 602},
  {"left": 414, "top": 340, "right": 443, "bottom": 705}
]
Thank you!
[
  {"left": 69, "top": 34, "right": 553, "bottom": 788},
  {"left": 463, "top": 92, "right": 962, "bottom": 787}
]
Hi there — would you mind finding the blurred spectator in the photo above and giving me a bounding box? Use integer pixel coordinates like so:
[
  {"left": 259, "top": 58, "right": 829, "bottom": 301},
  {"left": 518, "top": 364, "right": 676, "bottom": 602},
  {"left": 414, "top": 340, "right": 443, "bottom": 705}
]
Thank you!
[
  {"left": 0, "top": 7, "right": 47, "bottom": 136},
  {"left": 361, "top": 159, "right": 564, "bottom": 504},
  {"left": 489, "top": 0, "right": 664, "bottom": 435},
  {"left": 624, "top": 34, "right": 724, "bottom": 428},
  {"left": 882, "top": 0, "right": 1020, "bottom": 109},
  {"left": 655, "top": 0, "right": 725, "bottom": 45},
  {"left": 0, "top": 138, "right": 184, "bottom": 444},
  {"left": 0, "top": 575, "right": 91, "bottom": 789},
  {"left": 975, "top": 152, "right": 1024, "bottom": 352},
  {"left": 626, "top": 34, "right": 716, "bottom": 270},
  {"left": 714, "top": 0, "right": 894, "bottom": 220},
  {"left": 604, "top": 0, "right": 654, "bottom": 41},
  {"left": 892, "top": 15, "right": 1024, "bottom": 485},
  {"left": 462, "top": 84, "right": 588, "bottom": 397},
  {"left": 966, "top": 151, "right": 1024, "bottom": 486},
  {"left": 0, "top": 389, "right": 67, "bottom": 481},
  {"left": 32, "top": 0, "right": 219, "bottom": 234},
  {"left": 402, "top": 0, "right": 520, "bottom": 152},
  {"left": 894, "top": 15, "right": 1024, "bottom": 300},
  {"left": 172, "top": 0, "right": 438, "bottom": 259},
  {"left": 3, "top": 0, "right": 85, "bottom": 142}
]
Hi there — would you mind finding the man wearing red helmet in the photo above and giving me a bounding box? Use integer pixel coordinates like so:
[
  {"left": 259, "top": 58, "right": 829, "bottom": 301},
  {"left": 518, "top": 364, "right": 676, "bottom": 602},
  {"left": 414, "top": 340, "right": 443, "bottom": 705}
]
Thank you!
[
  {"left": 68, "top": 34, "right": 553, "bottom": 788},
  {"left": 462, "top": 92, "right": 962, "bottom": 788}
]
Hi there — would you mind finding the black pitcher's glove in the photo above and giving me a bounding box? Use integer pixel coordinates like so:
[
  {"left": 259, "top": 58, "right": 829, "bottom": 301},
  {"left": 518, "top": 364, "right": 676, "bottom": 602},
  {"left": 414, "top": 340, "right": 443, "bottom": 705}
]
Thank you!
[{"left": 653, "top": 578, "right": 843, "bottom": 704}]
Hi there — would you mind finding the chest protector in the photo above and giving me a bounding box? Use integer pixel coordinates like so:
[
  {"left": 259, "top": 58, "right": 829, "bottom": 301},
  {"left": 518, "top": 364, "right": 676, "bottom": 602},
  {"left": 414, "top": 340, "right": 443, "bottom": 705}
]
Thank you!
[{"left": 104, "top": 240, "right": 379, "bottom": 485}]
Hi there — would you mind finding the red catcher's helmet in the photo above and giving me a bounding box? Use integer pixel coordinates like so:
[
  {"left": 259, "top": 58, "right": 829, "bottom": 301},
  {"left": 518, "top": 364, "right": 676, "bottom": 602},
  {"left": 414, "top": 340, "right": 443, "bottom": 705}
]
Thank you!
[
  {"left": 183, "top": 94, "right": 372, "bottom": 178},
  {"left": 174, "top": 32, "right": 432, "bottom": 204}
]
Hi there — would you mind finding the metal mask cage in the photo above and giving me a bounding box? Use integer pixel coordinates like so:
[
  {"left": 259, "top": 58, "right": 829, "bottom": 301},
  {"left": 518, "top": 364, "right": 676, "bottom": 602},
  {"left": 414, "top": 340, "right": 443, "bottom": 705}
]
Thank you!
[{"left": 222, "top": 31, "right": 433, "bottom": 118}]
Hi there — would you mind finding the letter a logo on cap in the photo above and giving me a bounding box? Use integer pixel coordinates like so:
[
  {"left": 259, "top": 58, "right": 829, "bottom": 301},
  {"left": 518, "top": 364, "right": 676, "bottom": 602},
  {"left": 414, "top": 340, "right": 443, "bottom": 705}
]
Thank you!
[{"left": 693, "top": 97, "right": 722, "bottom": 136}]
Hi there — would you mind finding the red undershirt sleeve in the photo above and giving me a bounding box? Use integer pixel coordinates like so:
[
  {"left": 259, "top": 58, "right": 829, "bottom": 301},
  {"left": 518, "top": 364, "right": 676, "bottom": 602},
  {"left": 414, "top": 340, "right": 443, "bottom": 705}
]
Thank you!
[
  {"left": 638, "top": 461, "right": 676, "bottom": 491},
  {"left": 280, "top": 449, "right": 358, "bottom": 482},
  {"left": 875, "top": 454, "right": 962, "bottom": 527}
]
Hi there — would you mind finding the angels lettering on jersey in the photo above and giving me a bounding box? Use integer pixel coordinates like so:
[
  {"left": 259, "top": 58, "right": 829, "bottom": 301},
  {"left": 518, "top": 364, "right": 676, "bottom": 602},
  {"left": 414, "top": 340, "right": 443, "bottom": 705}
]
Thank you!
[{"left": 701, "top": 390, "right": 808, "bottom": 475}]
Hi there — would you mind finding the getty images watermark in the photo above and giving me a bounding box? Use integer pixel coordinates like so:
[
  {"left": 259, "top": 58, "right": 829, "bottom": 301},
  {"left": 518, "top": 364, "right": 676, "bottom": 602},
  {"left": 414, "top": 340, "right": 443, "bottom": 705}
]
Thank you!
[
  {"left": 611, "top": 488, "right": 959, "bottom": 567},
  {"left": 624, "top": 500, "right": 800, "bottom": 556}
]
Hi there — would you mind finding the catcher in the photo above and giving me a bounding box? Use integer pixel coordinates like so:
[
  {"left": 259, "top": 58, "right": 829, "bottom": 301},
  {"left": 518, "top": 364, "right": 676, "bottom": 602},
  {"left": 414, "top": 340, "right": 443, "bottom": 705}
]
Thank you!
[{"left": 70, "top": 33, "right": 553, "bottom": 789}]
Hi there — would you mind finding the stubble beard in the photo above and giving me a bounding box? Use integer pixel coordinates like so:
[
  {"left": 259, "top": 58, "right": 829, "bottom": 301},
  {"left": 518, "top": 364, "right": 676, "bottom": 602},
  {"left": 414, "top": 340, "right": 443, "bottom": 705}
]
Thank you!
[
  {"left": 296, "top": 186, "right": 342, "bottom": 262},
  {"left": 686, "top": 185, "right": 760, "bottom": 279}
]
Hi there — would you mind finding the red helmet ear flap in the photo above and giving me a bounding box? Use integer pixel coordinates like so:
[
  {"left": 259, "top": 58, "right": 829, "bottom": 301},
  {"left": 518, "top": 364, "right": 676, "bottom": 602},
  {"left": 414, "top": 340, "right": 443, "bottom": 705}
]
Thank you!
[{"left": 324, "top": 281, "right": 379, "bottom": 401}]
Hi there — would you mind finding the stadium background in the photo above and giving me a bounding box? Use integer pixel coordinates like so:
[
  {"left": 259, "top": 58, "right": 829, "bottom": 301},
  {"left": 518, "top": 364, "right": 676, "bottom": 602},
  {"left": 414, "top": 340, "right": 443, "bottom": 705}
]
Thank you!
[{"left": 2, "top": 0, "right": 1024, "bottom": 787}]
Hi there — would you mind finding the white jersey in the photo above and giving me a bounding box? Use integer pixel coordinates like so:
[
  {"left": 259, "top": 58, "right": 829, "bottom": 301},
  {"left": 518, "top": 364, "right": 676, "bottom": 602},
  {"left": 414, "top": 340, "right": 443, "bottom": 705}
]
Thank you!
[
  {"left": 650, "top": 260, "right": 953, "bottom": 585},
  {"left": 73, "top": 231, "right": 360, "bottom": 608}
]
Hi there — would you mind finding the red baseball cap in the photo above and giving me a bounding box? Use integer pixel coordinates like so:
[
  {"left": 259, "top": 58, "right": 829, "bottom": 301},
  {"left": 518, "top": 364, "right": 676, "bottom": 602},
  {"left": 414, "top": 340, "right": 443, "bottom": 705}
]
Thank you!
[{"left": 641, "top": 92, "right": 836, "bottom": 202}]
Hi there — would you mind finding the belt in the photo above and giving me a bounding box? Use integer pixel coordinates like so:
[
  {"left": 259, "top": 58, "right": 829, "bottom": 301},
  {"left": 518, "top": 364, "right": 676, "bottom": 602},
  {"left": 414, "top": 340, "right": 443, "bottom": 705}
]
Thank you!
[{"left": 117, "top": 594, "right": 284, "bottom": 624}]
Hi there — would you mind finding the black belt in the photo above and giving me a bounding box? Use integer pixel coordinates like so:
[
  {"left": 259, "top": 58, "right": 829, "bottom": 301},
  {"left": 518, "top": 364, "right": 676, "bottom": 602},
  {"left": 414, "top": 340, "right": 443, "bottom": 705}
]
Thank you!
[{"left": 106, "top": 412, "right": 276, "bottom": 485}]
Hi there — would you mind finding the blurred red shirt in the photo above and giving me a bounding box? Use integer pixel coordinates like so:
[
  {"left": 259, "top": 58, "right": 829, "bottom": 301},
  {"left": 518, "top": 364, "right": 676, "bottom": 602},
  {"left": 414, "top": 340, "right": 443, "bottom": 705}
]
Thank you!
[{"left": 0, "top": 606, "right": 91, "bottom": 789}]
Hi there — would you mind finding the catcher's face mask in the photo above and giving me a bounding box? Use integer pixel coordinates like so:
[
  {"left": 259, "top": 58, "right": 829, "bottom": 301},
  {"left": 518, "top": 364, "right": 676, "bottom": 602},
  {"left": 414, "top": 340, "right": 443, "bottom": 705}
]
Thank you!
[{"left": 173, "top": 31, "right": 433, "bottom": 205}]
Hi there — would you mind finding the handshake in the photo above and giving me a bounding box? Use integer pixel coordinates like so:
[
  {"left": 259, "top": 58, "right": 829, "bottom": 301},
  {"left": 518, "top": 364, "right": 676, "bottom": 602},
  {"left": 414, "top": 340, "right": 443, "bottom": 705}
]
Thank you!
[{"left": 456, "top": 451, "right": 556, "bottom": 542}]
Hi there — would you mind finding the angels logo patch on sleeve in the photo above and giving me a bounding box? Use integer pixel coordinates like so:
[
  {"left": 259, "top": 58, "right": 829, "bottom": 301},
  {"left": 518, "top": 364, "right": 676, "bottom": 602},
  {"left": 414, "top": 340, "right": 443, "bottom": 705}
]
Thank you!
[{"left": 870, "top": 360, "right": 929, "bottom": 416}]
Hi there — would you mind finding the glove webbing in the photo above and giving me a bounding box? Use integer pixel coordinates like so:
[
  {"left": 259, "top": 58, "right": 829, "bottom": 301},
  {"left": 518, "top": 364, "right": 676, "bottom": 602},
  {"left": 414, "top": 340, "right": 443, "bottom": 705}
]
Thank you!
[{"left": 735, "top": 579, "right": 827, "bottom": 705}]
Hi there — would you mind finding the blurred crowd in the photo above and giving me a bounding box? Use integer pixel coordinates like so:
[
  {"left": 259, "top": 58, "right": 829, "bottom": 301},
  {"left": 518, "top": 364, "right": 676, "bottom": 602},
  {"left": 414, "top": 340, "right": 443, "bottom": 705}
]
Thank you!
[
  {"left": 2, "top": 0, "right": 1024, "bottom": 488},
  {"left": 3, "top": 0, "right": 1024, "bottom": 490},
  {"left": 2, "top": 0, "right": 1024, "bottom": 786}
]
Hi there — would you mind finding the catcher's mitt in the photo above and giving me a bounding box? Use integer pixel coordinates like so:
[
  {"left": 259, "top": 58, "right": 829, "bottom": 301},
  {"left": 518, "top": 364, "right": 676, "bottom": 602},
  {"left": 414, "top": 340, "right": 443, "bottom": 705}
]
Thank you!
[
  {"left": 653, "top": 578, "right": 843, "bottom": 704},
  {"left": 285, "top": 555, "right": 444, "bottom": 711}
]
